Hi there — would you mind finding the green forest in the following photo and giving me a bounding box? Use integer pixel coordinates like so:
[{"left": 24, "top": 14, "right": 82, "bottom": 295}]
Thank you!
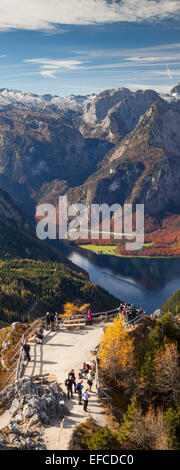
[{"left": 0, "top": 258, "right": 118, "bottom": 323}]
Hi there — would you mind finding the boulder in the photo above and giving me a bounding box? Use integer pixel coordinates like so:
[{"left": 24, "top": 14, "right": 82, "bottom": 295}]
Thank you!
[
  {"left": 13, "top": 411, "right": 23, "bottom": 424},
  {"left": 39, "top": 411, "right": 49, "bottom": 424},
  {"left": 23, "top": 404, "right": 36, "bottom": 419},
  {"left": 9, "top": 398, "right": 21, "bottom": 418},
  {"left": 8, "top": 424, "right": 20, "bottom": 435}
]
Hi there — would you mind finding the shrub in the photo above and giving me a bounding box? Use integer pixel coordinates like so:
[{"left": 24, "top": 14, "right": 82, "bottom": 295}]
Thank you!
[{"left": 86, "top": 425, "right": 118, "bottom": 450}]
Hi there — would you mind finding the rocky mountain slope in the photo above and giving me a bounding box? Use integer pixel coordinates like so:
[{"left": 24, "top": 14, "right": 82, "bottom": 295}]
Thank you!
[
  {"left": 67, "top": 98, "right": 180, "bottom": 211},
  {"left": 79, "top": 88, "right": 159, "bottom": 143},
  {"left": 0, "top": 109, "right": 112, "bottom": 218},
  {"left": 0, "top": 88, "right": 92, "bottom": 112},
  {"left": 0, "top": 84, "right": 180, "bottom": 256},
  {"left": 0, "top": 187, "right": 64, "bottom": 260},
  {"left": 66, "top": 97, "right": 180, "bottom": 255}
]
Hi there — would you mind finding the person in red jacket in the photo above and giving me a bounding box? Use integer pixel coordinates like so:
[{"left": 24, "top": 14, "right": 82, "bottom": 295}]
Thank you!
[{"left": 87, "top": 309, "right": 92, "bottom": 325}]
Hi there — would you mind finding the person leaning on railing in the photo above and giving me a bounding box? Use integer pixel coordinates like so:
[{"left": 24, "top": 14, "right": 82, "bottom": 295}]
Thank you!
[
  {"left": 35, "top": 326, "right": 44, "bottom": 344},
  {"left": 22, "top": 341, "right": 31, "bottom": 362}
]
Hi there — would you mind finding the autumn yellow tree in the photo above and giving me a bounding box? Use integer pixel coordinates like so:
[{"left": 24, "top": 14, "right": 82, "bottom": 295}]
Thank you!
[
  {"left": 63, "top": 302, "right": 90, "bottom": 316},
  {"left": 99, "top": 315, "right": 135, "bottom": 390}
]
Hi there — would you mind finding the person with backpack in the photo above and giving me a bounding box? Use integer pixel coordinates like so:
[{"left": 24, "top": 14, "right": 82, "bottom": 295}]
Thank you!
[
  {"left": 22, "top": 342, "right": 31, "bottom": 362},
  {"left": 35, "top": 326, "right": 44, "bottom": 344},
  {"left": 75, "top": 381, "right": 83, "bottom": 405},
  {"left": 82, "top": 389, "right": 90, "bottom": 412},
  {"left": 65, "top": 374, "right": 74, "bottom": 399},
  {"left": 49, "top": 312, "right": 55, "bottom": 331},
  {"left": 45, "top": 312, "right": 51, "bottom": 330},
  {"left": 68, "top": 369, "right": 76, "bottom": 393}
]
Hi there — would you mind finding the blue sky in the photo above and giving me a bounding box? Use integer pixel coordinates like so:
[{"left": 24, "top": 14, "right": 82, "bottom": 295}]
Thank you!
[{"left": 0, "top": 0, "right": 180, "bottom": 96}]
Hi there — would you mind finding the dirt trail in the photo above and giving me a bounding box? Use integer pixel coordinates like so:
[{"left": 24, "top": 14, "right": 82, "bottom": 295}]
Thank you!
[{"left": 23, "top": 323, "right": 109, "bottom": 450}]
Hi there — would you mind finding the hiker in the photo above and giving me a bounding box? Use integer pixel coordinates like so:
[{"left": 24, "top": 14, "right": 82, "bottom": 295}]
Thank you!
[
  {"left": 119, "top": 303, "right": 124, "bottom": 314},
  {"left": 87, "top": 309, "right": 92, "bottom": 325},
  {"left": 131, "top": 305, "right": 137, "bottom": 319},
  {"left": 68, "top": 369, "right": 76, "bottom": 393},
  {"left": 35, "top": 326, "right": 44, "bottom": 344},
  {"left": 79, "top": 362, "right": 87, "bottom": 379},
  {"left": 45, "top": 312, "right": 51, "bottom": 330},
  {"left": 84, "top": 363, "right": 90, "bottom": 374},
  {"left": 82, "top": 389, "right": 90, "bottom": 412},
  {"left": 79, "top": 362, "right": 90, "bottom": 379},
  {"left": 138, "top": 306, "right": 144, "bottom": 316},
  {"left": 55, "top": 312, "right": 59, "bottom": 329},
  {"left": 22, "top": 342, "right": 31, "bottom": 362},
  {"left": 49, "top": 312, "right": 55, "bottom": 331},
  {"left": 75, "top": 381, "right": 83, "bottom": 405},
  {"left": 122, "top": 306, "right": 127, "bottom": 319},
  {"left": 127, "top": 305, "right": 133, "bottom": 322},
  {"left": 87, "top": 371, "right": 93, "bottom": 392},
  {"left": 65, "top": 374, "right": 74, "bottom": 399}
]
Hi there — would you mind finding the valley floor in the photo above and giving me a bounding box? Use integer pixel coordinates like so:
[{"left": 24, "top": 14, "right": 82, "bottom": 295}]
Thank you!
[{"left": 78, "top": 243, "right": 180, "bottom": 258}]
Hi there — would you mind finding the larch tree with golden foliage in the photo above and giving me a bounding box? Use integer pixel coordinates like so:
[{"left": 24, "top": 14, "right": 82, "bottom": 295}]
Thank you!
[
  {"left": 99, "top": 315, "right": 135, "bottom": 391},
  {"left": 63, "top": 302, "right": 90, "bottom": 316}
]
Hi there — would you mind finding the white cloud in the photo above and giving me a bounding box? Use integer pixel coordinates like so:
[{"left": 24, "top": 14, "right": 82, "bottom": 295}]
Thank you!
[
  {"left": 75, "top": 43, "right": 180, "bottom": 60},
  {"left": 25, "top": 58, "right": 84, "bottom": 69},
  {"left": 25, "top": 58, "right": 85, "bottom": 78},
  {"left": 125, "top": 56, "right": 178, "bottom": 63},
  {"left": 0, "top": 1, "right": 179, "bottom": 31},
  {"left": 39, "top": 69, "right": 56, "bottom": 78}
]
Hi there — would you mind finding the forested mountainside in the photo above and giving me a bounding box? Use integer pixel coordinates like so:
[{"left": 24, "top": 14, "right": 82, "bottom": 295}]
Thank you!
[
  {"left": 161, "top": 288, "right": 180, "bottom": 315},
  {"left": 0, "top": 187, "right": 118, "bottom": 323},
  {"left": 69, "top": 312, "right": 180, "bottom": 450},
  {"left": 0, "top": 85, "right": 179, "bottom": 255}
]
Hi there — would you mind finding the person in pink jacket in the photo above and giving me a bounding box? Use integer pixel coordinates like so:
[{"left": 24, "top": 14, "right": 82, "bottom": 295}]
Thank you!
[{"left": 87, "top": 309, "right": 92, "bottom": 325}]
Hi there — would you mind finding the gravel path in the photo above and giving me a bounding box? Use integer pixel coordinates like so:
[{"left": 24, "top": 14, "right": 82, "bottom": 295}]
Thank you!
[{"left": 23, "top": 323, "right": 109, "bottom": 450}]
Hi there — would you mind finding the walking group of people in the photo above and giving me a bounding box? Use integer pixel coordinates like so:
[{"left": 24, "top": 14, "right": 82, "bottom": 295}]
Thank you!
[
  {"left": 119, "top": 303, "right": 145, "bottom": 322},
  {"left": 65, "top": 363, "right": 94, "bottom": 412}
]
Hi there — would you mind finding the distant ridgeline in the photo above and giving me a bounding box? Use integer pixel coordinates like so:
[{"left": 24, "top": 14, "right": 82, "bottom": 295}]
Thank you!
[{"left": 0, "top": 86, "right": 180, "bottom": 256}]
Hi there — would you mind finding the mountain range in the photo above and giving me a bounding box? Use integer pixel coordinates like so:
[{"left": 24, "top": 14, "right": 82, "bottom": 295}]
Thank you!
[{"left": 0, "top": 84, "right": 180, "bottom": 256}]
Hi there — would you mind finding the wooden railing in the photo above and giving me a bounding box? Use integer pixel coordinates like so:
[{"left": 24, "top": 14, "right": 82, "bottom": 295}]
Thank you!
[
  {"left": 2, "top": 305, "right": 145, "bottom": 389},
  {"left": 4, "top": 318, "right": 45, "bottom": 386},
  {"left": 94, "top": 355, "right": 112, "bottom": 402}
]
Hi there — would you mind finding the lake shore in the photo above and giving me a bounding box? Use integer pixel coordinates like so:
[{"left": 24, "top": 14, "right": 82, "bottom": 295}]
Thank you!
[{"left": 78, "top": 244, "right": 179, "bottom": 259}]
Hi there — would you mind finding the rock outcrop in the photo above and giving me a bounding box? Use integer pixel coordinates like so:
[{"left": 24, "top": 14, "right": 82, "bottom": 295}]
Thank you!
[
  {"left": 0, "top": 377, "right": 69, "bottom": 450},
  {"left": 80, "top": 89, "right": 158, "bottom": 142}
]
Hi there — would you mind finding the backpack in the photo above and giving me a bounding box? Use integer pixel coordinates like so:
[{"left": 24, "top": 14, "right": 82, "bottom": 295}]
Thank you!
[
  {"left": 65, "top": 379, "right": 69, "bottom": 387},
  {"left": 75, "top": 383, "right": 82, "bottom": 392}
]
